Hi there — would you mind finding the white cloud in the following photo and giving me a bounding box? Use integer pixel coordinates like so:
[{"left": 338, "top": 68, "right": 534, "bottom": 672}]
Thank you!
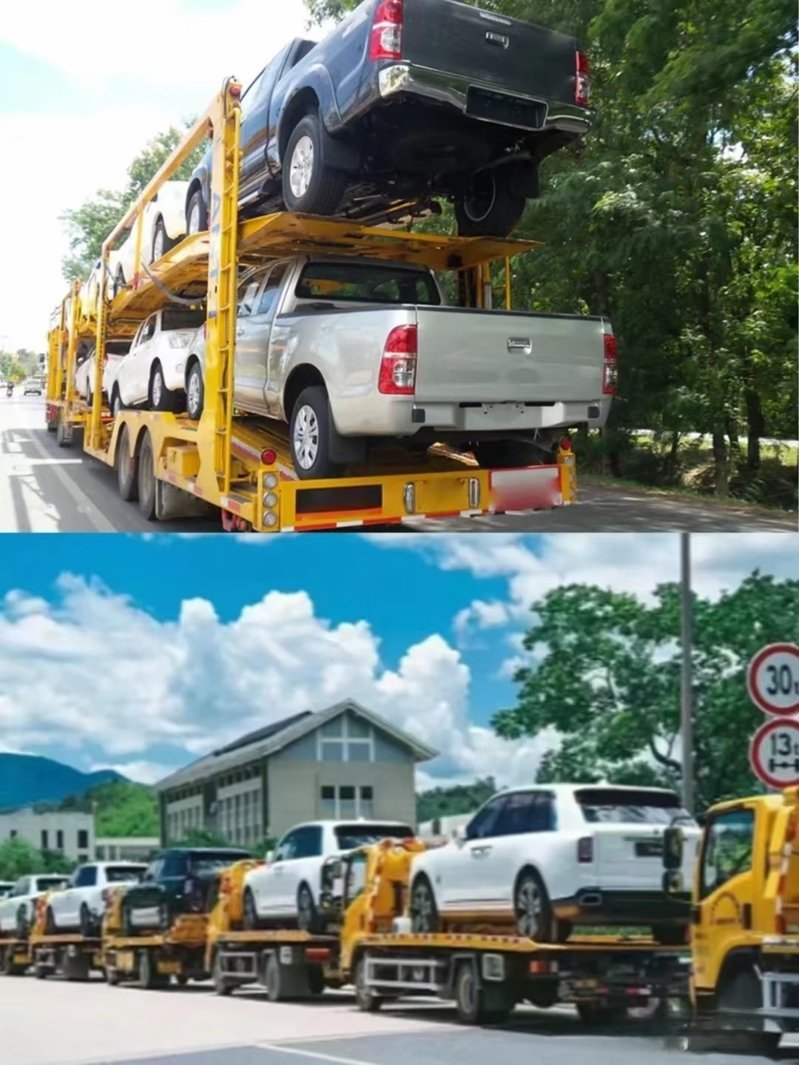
[
  {"left": 95, "top": 761, "right": 175, "bottom": 787},
  {"left": 0, "top": 575, "right": 549, "bottom": 791}
]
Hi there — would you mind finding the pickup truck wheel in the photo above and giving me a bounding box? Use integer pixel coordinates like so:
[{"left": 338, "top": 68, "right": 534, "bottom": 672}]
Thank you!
[
  {"left": 289, "top": 386, "right": 341, "bottom": 480},
  {"left": 455, "top": 169, "right": 526, "bottom": 238},
  {"left": 186, "top": 190, "right": 208, "bottom": 234},
  {"left": 149, "top": 363, "right": 180, "bottom": 413},
  {"left": 282, "top": 114, "right": 347, "bottom": 216},
  {"left": 410, "top": 876, "right": 439, "bottom": 934},
  {"left": 186, "top": 361, "right": 204, "bottom": 420},
  {"left": 514, "top": 870, "right": 554, "bottom": 941},
  {"left": 296, "top": 883, "right": 320, "bottom": 934}
]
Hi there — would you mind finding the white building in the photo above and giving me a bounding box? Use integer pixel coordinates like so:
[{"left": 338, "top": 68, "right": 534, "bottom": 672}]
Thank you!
[
  {"left": 0, "top": 809, "right": 94, "bottom": 862},
  {"left": 95, "top": 837, "right": 160, "bottom": 862}
]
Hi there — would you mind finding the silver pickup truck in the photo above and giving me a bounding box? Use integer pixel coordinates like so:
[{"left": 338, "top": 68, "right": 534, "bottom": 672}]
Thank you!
[{"left": 181, "top": 255, "right": 615, "bottom": 479}]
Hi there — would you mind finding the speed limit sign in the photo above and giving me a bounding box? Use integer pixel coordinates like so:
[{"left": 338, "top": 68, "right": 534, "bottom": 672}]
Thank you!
[
  {"left": 750, "top": 718, "right": 799, "bottom": 788},
  {"left": 747, "top": 643, "right": 799, "bottom": 716}
]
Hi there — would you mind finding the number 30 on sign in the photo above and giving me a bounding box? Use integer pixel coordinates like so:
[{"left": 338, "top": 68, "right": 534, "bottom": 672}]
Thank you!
[
  {"left": 750, "top": 718, "right": 799, "bottom": 788},
  {"left": 747, "top": 643, "right": 799, "bottom": 717}
]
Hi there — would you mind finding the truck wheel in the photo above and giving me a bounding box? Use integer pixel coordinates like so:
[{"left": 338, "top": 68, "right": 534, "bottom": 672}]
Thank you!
[
  {"left": 289, "top": 386, "right": 341, "bottom": 480},
  {"left": 106, "top": 964, "right": 121, "bottom": 986},
  {"left": 137, "top": 432, "right": 157, "bottom": 521},
  {"left": 212, "top": 952, "right": 233, "bottom": 996},
  {"left": 455, "top": 962, "right": 511, "bottom": 1025},
  {"left": 514, "top": 870, "right": 554, "bottom": 941},
  {"left": 138, "top": 949, "right": 168, "bottom": 990},
  {"left": 354, "top": 956, "right": 382, "bottom": 1012},
  {"left": 186, "top": 360, "right": 204, "bottom": 420},
  {"left": 296, "top": 883, "right": 320, "bottom": 934},
  {"left": 116, "top": 426, "right": 139, "bottom": 502},
  {"left": 186, "top": 189, "right": 208, "bottom": 234},
  {"left": 34, "top": 962, "right": 48, "bottom": 980},
  {"left": 282, "top": 114, "right": 348, "bottom": 216},
  {"left": 149, "top": 363, "right": 181, "bottom": 413},
  {"left": 455, "top": 169, "right": 526, "bottom": 238},
  {"left": 410, "top": 876, "right": 440, "bottom": 934},
  {"left": 264, "top": 953, "right": 286, "bottom": 1002},
  {"left": 151, "top": 219, "right": 175, "bottom": 263}
]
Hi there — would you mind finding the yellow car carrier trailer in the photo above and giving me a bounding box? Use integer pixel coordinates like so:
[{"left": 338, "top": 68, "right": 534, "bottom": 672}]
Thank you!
[
  {"left": 45, "top": 79, "right": 577, "bottom": 533},
  {"left": 102, "top": 916, "right": 210, "bottom": 990},
  {"left": 28, "top": 935, "right": 103, "bottom": 982}
]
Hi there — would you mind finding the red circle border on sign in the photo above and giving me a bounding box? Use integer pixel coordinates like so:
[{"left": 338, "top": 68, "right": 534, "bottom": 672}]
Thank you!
[
  {"left": 750, "top": 717, "right": 799, "bottom": 789},
  {"left": 747, "top": 643, "right": 799, "bottom": 716}
]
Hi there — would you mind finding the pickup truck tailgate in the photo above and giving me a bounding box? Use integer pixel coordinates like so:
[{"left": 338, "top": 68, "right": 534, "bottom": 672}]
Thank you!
[
  {"left": 403, "top": 0, "right": 578, "bottom": 107},
  {"left": 413, "top": 308, "right": 607, "bottom": 404}
]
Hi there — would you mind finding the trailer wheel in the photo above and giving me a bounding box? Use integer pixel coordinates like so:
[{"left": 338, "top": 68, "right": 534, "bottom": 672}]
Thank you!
[
  {"left": 116, "top": 426, "right": 138, "bottom": 502},
  {"left": 454, "top": 168, "right": 526, "bottom": 238},
  {"left": 455, "top": 961, "right": 511, "bottom": 1025},
  {"left": 264, "top": 953, "right": 287, "bottom": 1002},
  {"left": 137, "top": 432, "right": 157, "bottom": 521},
  {"left": 715, "top": 967, "right": 780, "bottom": 1055},
  {"left": 138, "top": 949, "right": 168, "bottom": 990},
  {"left": 282, "top": 113, "right": 348, "bottom": 216},
  {"left": 212, "top": 952, "right": 233, "bottom": 996},
  {"left": 354, "top": 955, "right": 382, "bottom": 1012}
]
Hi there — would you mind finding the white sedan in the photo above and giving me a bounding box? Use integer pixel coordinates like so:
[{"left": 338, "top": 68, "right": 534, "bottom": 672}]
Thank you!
[
  {"left": 0, "top": 874, "right": 69, "bottom": 937},
  {"left": 45, "top": 861, "right": 146, "bottom": 936},
  {"left": 74, "top": 341, "right": 131, "bottom": 405},
  {"left": 112, "top": 307, "right": 205, "bottom": 413},
  {"left": 408, "top": 784, "right": 700, "bottom": 943},
  {"left": 243, "top": 819, "right": 414, "bottom": 933},
  {"left": 114, "top": 180, "right": 189, "bottom": 294}
]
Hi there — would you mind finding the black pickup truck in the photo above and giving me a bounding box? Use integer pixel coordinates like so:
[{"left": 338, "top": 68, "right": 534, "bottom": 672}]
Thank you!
[{"left": 186, "top": 0, "right": 591, "bottom": 238}]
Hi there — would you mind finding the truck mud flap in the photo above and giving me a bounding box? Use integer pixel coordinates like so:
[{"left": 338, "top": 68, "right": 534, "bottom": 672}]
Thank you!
[{"left": 154, "top": 479, "right": 215, "bottom": 522}]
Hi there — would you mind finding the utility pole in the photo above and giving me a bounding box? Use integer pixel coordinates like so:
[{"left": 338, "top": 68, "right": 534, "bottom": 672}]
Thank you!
[{"left": 680, "top": 533, "right": 694, "bottom": 812}]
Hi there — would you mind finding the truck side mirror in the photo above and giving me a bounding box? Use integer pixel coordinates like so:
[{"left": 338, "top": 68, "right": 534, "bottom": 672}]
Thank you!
[{"left": 663, "top": 826, "right": 684, "bottom": 870}]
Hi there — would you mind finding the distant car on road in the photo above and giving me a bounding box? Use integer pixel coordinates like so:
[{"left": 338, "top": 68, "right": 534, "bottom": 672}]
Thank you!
[
  {"left": 23, "top": 379, "right": 42, "bottom": 396},
  {"left": 45, "top": 861, "right": 146, "bottom": 936}
]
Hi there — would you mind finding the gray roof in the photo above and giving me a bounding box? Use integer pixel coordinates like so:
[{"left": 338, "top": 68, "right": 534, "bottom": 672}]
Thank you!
[{"left": 154, "top": 698, "right": 437, "bottom": 793}]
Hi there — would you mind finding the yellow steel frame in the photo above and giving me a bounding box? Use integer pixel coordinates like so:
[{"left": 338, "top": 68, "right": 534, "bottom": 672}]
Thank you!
[{"left": 64, "top": 79, "right": 575, "bottom": 531}]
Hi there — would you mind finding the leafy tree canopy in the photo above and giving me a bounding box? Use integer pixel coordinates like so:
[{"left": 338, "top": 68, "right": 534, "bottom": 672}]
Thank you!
[{"left": 416, "top": 777, "right": 497, "bottom": 823}]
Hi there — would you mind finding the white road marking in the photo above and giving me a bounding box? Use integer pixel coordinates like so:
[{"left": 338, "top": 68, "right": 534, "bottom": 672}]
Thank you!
[{"left": 255, "top": 1046, "right": 380, "bottom": 1065}]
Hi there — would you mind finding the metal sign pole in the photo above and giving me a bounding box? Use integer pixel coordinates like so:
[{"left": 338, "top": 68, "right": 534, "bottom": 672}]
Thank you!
[{"left": 680, "top": 533, "right": 695, "bottom": 812}]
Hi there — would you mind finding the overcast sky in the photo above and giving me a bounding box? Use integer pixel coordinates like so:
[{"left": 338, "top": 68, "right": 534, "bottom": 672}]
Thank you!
[
  {"left": 0, "top": 532, "right": 794, "bottom": 790},
  {"left": 0, "top": 0, "right": 315, "bottom": 352}
]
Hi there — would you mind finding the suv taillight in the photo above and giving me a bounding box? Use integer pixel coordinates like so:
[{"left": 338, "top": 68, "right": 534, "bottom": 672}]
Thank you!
[
  {"left": 575, "top": 51, "right": 590, "bottom": 108},
  {"left": 577, "top": 837, "right": 593, "bottom": 863},
  {"left": 369, "top": 0, "right": 403, "bottom": 61},
  {"left": 602, "top": 334, "right": 618, "bottom": 395},
  {"left": 378, "top": 324, "right": 417, "bottom": 395}
]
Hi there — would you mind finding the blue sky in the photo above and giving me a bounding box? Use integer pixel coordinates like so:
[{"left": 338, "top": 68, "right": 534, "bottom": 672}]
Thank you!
[{"left": 0, "top": 532, "right": 794, "bottom": 790}]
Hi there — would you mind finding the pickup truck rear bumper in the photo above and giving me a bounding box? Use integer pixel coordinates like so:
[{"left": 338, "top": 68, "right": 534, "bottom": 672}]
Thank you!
[{"left": 378, "top": 62, "right": 592, "bottom": 136}]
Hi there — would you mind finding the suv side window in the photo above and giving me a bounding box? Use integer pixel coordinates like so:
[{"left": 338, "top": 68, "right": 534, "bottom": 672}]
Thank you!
[
  {"left": 238, "top": 272, "right": 267, "bottom": 318},
  {"left": 275, "top": 830, "right": 299, "bottom": 862},
  {"left": 141, "top": 315, "right": 156, "bottom": 343},
  {"left": 496, "top": 792, "right": 555, "bottom": 836},
  {"left": 466, "top": 797, "right": 507, "bottom": 841},
  {"left": 13, "top": 877, "right": 28, "bottom": 897},
  {"left": 292, "top": 826, "right": 323, "bottom": 859},
  {"left": 74, "top": 865, "right": 97, "bottom": 888}
]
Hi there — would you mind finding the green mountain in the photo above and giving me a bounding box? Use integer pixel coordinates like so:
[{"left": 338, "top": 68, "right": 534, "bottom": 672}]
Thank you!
[{"left": 0, "top": 753, "right": 122, "bottom": 809}]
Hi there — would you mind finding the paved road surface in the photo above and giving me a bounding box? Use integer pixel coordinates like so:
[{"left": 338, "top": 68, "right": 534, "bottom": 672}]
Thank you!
[
  {"left": 0, "top": 397, "right": 794, "bottom": 533},
  {"left": 1, "top": 975, "right": 796, "bottom": 1065}
]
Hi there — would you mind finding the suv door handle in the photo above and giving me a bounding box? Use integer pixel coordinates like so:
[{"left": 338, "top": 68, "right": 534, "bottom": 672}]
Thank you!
[{"left": 471, "top": 845, "right": 492, "bottom": 857}]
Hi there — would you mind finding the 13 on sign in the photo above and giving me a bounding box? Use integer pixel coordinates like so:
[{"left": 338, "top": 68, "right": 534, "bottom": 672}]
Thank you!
[
  {"left": 747, "top": 643, "right": 799, "bottom": 716},
  {"left": 750, "top": 718, "right": 799, "bottom": 789}
]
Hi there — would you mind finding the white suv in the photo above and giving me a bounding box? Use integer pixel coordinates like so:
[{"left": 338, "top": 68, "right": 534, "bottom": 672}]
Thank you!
[
  {"left": 409, "top": 784, "right": 700, "bottom": 944},
  {"left": 243, "top": 819, "right": 414, "bottom": 932},
  {"left": 45, "top": 862, "right": 146, "bottom": 936},
  {"left": 112, "top": 307, "right": 205, "bottom": 414},
  {"left": 0, "top": 875, "right": 69, "bottom": 937}
]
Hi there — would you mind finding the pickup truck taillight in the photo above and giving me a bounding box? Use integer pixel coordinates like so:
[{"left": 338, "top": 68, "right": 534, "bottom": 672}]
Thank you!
[
  {"left": 577, "top": 837, "right": 593, "bottom": 863},
  {"left": 369, "top": 0, "right": 403, "bottom": 62},
  {"left": 602, "top": 334, "right": 618, "bottom": 395},
  {"left": 378, "top": 324, "right": 417, "bottom": 395},
  {"left": 575, "top": 51, "right": 590, "bottom": 108}
]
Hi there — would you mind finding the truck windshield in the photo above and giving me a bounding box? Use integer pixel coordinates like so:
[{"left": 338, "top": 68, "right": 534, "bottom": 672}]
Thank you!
[
  {"left": 162, "top": 309, "right": 205, "bottom": 331},
  {"left": 335, "top": 825, "right": 414, "bottom": 849},
  {"left": 296, "top": 262, "right": 441, "bottom": 306},
  {"left": 576, "top": 788, "right": 691, "bottom": 825}
]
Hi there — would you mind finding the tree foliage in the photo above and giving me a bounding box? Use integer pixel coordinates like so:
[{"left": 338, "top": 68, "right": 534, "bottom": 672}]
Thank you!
[
  {"left": 416, "top": 777, "right": 497, "bottom": 823},
  {"left": 494, "top": 572, "right": 799, "bottom": 811},
  {"left": 59, "top": 780, "right": 159, "bottom": 837},
  {"left": 61, "top": 125, "right": 205, "bottom": 282},
  {"left": 0, "top": 839, "right": 72, "bottom": 880},
  {"left": 303, "top": 0, "right": 798, "bottom": 494}
]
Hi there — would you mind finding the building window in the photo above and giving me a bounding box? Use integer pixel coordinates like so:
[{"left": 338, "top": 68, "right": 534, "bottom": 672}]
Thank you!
[
  {"left": 360, "top": 785, "right": 374, "bottom": 818},
  {"left": 41, "top": 830, "right": 49, "bottom": 850},
  {"left": 317, "top": 715, "right": 375, "bottom": 763},
  {"left": 320, "top": 786, "right": 336, "bottom": 818},
  {"left": 77, "top": 829, "right": 89, "bottom": 849},
  {"left": 56, "top": 830, "right": 64, "bottom": 851},
  {"left": 319, "top": 784, "right": 376, "bottom": 819},
  {"left": 10, "top": 830, "right": 16, "bottom": 839}
]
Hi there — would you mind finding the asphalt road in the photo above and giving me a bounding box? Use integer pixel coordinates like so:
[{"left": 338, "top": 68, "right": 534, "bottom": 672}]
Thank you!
[
  {"left": 0, "top": 396, "right": 794, "bottom": 533},
  {"left": 2, "top": 974, "right": 797, "bottom": 1065}
]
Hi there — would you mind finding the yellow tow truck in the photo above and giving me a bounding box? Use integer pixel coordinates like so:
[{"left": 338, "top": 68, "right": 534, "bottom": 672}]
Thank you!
[
  {"left": 45, "top": 79, "right": 577, "bottom": 533},
  {"left": 664, "top": 786, "right": 799, "bottom": 1054},
  {"left": 26, "top": 891, "right": 104, "bottom": 982}
]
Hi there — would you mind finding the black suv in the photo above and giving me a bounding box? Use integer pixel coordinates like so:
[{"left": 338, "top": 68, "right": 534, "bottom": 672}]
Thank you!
[{"left": 119, "top": 847, "right": 251, "bottom": 934}]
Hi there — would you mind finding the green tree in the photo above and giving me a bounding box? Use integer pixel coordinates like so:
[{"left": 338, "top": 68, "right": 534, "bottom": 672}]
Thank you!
[
  {"left": 59, "top": 780, "right": 159, "bottom": 837},
  {"left": 493, "top": 572, "right": 799, "bottom": 811},
  {"left": 174, "top": 828, "right": 232, "bottom": 848},
  {"left": 0, "top": 839, "right": 44, "bottom": 879},
  {"left": 416, "top": 777, "right": 496, "bottom": 823},
  {"left": 61, "top": 123, "right": 205, "bottom": 282}
]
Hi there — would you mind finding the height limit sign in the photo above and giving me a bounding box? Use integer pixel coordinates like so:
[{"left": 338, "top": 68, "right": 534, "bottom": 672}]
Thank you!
[{"left": 748, "top": 643, "right": 799, "bottom": 789}]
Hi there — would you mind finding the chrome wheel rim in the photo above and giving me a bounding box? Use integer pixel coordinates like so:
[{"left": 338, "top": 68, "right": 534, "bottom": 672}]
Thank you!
[
  {"left": 289, "top": 136, "right": 315, "bottom": 199},
  {"left": 152, "top": 371, "right": 163, "bottom": 407},
  {"left": 189, "top": 201, "right": 201, "bottom": 234},
  {"left": 293, "top": 404, "right": 319, "bottom": 470},
  {"left": 516, "top": 880, "right": 542, "bottom": 937},
  {"left": 187, "top": 371, "right": 201, "bottom": 416},
  {"left": 413, "top": 883, "right": 434, "bottom": 931}
]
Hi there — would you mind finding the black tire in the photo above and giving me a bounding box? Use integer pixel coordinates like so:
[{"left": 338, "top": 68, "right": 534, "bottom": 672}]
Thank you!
[
  {"left": 15, "top": 906, "right": 29, "bottom": 939},
  {"left": 354, "top": 955, "right": 382, "bottom": 1012},
  {"left": 242, "top": 888, "right": 260, "bottom": 931},
  {"left": 149, "top": 362, "right": 181, "bottom": 413},
  {"left": 472, "top": 441, "right": 544, "bottom": 470},
  {"left": 282, "top": 113, "right": 348, "bottom": 216},
  {"left": 455, "top": 168, "right": 526, "bottom": 238},
  {"left": 111, "top": 385, "right": 124, "bottom": 416},
  {"left": 186, "top": 189, "right": 208, "bottom": 234},
  {"left": 653, "top": 924, "right": 689, "bottom": 946},
  {"left": 176, "top": 974, "right": 189, "bottom": 987},
  {"left": 186, "top": 359, "right": 204, "bottom": 420},
  {"left": 34, "top": 962, "right": 48, "bottom": 980},
  {"left": 79, "top": 904, "right": 94, "bottom": 938},
  {"left": 289, "top": 385, "right": 341, "bottom": 480},
  {"left": 106, "top": 965, "right": 121, "bottom": 986},
  {"left": 45, "top": 907, "right": 56, "bottom": 935},
  {"left": 264, "top": 953, "right": 285, "bottom": 1002},
  {"left": 410, "top": 876, "right": 439, "bottom": 934},
  {"left": 56, "top": 410, "right": 72, "bottom": 448},
  {"left": 296, "top": 883, "right": 320, "bottom": 934},
  {"left": 514, "top": 869, "right": 554, "bottom": 941},
  {"left": 577, "top": 1001, "right": 628, "bottom": 1025},
  {"left": 212, "top": 951, "right": 233, "bottom": 996},
  {"left": 137, "top": 432, "right": 157, "bottom": 521},
  {"left": 151, "top": 218, "right": 175, "bottom": 263},
  {"left": 116, "top": 426, "right": 138, "bottom": 502},
  {"left": 114, "top": 266, "right": 126, "bottom": 299},
  {"left": 308, "top": 966, "right": 325, "bottom": 996},
  {"left": 455, "top": 962, "right": 512, "bottom": 1025},
  {"left": 139, "top": 949, "right": 168, "bottom": 990}
]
